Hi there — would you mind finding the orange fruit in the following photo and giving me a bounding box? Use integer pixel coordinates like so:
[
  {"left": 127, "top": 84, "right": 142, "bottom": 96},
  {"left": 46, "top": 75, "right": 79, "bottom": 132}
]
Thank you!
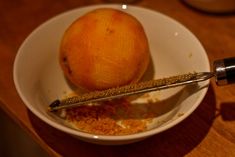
[{"left": 60, "top": 8, "right": 150, "bottom": 90}]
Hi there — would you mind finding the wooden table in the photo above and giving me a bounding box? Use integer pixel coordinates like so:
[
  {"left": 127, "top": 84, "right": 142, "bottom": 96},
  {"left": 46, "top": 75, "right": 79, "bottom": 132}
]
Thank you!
[{"left": 1, "top": 0, "right": 235, "bottom": 156}]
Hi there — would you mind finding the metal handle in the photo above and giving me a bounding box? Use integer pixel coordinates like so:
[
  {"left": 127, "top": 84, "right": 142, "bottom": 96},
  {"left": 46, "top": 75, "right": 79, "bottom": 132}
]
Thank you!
[{"left": 213, "top": 57, "right": 235, "bottom": 86}]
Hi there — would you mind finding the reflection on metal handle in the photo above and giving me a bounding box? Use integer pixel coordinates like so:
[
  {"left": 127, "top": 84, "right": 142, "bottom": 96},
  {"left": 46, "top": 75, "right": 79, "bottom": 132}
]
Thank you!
[{"left": 213, "top": 57, "right": 235, "bottom": 86}]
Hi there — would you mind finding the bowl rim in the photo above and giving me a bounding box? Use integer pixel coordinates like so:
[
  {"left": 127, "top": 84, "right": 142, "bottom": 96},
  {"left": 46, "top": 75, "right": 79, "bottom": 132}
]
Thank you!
[{"left": 13, "top": 4, "right": 210, "bottom": 141}]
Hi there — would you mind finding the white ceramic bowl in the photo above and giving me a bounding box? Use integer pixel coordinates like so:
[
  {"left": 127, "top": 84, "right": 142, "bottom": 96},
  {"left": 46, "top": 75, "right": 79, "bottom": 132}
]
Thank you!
[{"left": 13, "top": 4, "right": 210, "bottom": 145}]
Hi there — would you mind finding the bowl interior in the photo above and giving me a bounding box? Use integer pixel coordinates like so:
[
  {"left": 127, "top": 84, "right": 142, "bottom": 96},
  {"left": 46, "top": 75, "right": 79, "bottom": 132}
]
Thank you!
[{"left": 14, "top": 4, "right": 210, "bottom": 143}]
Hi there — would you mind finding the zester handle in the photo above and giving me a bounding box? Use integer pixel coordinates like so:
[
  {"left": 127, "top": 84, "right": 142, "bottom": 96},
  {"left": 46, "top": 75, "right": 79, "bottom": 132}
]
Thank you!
[{"left": 213, "top": 57, "right": 235, "bottom": 86}]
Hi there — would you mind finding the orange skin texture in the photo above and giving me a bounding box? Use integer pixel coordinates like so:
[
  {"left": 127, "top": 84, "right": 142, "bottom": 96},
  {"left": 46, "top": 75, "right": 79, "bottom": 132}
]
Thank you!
[{"left": 60, "top": 8, "right": 150, "bottom": 91}]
